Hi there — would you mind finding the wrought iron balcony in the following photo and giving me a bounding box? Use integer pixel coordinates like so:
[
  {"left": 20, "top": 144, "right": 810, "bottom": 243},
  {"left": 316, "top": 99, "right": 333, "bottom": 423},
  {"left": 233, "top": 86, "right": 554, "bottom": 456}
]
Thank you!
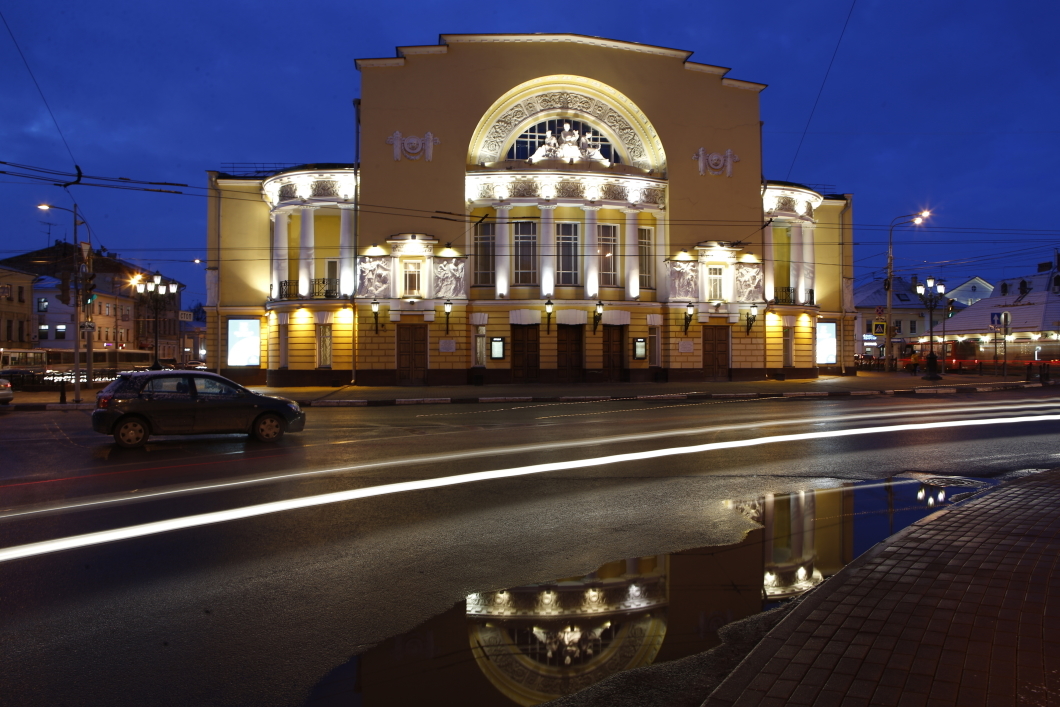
[
  {"left": 278, "top": 280, "right": 298, "bottom": 300},
  {"left": 804, "top": 289, "right": 815, "bottom": 306},
  {"left": 775, "top": 287, "right": 796, "bottom": 305},
  {"left": 311, "top": 278, "right": 340, "bottom": 299}
]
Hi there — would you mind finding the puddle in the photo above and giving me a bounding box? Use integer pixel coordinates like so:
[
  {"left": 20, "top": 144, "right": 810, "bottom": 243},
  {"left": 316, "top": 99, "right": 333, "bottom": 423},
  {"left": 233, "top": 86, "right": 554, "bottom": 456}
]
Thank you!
[{"left": 306, "top": 476, "right": 993, "bottom": 706}]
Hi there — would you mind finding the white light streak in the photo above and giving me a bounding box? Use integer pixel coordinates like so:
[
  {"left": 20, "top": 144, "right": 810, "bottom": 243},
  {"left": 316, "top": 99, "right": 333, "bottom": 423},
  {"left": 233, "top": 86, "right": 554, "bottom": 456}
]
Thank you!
[{"left": 1, "top": 414, "right": 1057, "bottom": 564}]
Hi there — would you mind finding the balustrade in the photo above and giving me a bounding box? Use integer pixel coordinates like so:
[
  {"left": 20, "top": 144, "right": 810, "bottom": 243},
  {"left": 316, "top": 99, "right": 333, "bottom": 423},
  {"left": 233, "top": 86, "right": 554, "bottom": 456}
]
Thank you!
[{"left": 775, "top": 287, "right": 796, "bottom": 305}]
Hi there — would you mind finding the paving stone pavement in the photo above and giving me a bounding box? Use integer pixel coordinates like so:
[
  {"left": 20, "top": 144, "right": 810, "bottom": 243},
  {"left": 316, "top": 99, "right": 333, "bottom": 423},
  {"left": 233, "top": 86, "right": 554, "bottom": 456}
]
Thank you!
[{"left": 704, "top": 470, "right": 1060, "bottom": 707}]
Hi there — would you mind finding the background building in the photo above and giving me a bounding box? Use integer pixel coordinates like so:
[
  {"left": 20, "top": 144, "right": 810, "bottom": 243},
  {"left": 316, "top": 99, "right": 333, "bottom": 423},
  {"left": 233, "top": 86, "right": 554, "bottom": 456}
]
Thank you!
[
  {"left": 853, "top": 276, "right": 967, "bottom": 359},
  {"left": 0, "top": 265, "right": 37, "bottom": 349},
  {"left": 206, "top": 34, "right": 856, "bottom": 386}
]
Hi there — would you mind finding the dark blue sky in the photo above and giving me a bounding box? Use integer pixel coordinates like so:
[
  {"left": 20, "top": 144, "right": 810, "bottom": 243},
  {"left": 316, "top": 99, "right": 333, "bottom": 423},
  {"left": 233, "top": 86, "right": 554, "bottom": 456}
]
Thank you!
[{"left": 2, "top": 1, "right": 1058, "bottom": 306}]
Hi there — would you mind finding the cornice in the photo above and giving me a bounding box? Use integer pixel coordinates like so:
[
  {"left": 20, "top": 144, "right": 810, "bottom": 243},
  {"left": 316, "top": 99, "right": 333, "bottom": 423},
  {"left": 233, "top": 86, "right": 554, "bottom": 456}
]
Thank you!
[
  {"left": 721, "top": 78, "right": 768, "bottom": 92},
  {"left": 439, "top": 33, "right": 694, "bottom": 60}
]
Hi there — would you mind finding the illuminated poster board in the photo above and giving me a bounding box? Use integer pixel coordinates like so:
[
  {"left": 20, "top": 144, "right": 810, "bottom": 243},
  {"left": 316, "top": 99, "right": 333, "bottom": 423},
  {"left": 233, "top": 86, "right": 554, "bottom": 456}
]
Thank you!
[
  {"left": 633, "top": 337, "right": 647, "bottom": 360},
  {"left": 490, "top": 337, "right": 505, "bottom": 359},
  {"left": 816, "top": 322, "right": 837, "bottom": 365},
  {"left": 227, "top": 319, "right": 261, "bottom": 366}
]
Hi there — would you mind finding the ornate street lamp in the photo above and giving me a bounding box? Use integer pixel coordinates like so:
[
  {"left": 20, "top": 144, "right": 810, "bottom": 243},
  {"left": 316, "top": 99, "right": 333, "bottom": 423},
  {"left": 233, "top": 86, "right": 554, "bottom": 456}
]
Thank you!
[
  {"left": 593, "top": 300, "right": 604, "bottom": 334},
  {"left": 916, "top": 276, "right": 946, "bottom": 380},
  {"left": 136, "top": 270, "right": 181, "bottom": 369},
  {"left": 683, "top": 301, "right": 695, "bottom": 334},
  {"left": 885, "top": 210, "right": 930, "bottom": 370},
  {"left": 443, "top": 299, "right": 453, "bottom": 334},
  {"left": 371, "top": 299, "right": 380, "bottom": 333},
  {"left": 746, "top": 303, "right": 758, "bottom": 335},
  {"left": 544, "top": 298, "right": 554, "bottom": 333}
]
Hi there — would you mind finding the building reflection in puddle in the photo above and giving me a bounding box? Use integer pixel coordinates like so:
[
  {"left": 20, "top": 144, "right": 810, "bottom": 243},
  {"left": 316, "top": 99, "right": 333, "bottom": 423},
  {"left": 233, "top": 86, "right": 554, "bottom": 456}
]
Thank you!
[{"left": 315, "top": 478, "right": 983, "bottom": 706}]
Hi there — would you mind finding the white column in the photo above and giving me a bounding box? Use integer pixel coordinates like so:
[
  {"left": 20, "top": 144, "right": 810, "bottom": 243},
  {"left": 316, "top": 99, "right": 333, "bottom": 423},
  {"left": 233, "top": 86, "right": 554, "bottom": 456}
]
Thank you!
[
  {"left": 792, "top": 222, "right": 805, "bottom": 304},
  {"left": 763, "top": 225, "right": 776, "bottom": 301},
  {"left": 624, "top": 209, "right": 640, "bottom": 301},
  {"left": 272, "top": 210, "right": 288, "bottom": 299},
  {"left": 495, "top": 205, "right": 512, "bottom": 299},
  {"left": 298, "top": 206, "right": 317, "bottom": 297},
  {"left": 655, "top": 216, "right": 669, "bottom": 301},
  {"left": 583, "top": 206, "right": 600, "bottom": 299},
  {"left": 539, "top": 204, "right": 557, "bottom": 297},
  {"left": 424, "top": 251, "right": 435, "bottom": 300},
  {"left": 339, "top": 205, "right": 355, "bottom": 296},
  {"left": 802, "top": 221, "right": 816, "bottom": 304}
]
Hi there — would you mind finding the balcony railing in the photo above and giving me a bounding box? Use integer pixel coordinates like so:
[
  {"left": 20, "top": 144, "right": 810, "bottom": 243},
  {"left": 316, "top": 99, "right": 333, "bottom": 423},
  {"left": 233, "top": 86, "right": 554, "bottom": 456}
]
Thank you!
[
  {"left": 804, "top": 289, "right": 815, "bottom": 306},
  {"left": 775, "top": 287, "right": 796, "bottom": 305},
  {"left": 277, "top": 279, "right": 341, "bottom": 300},
  {"left": 311, "top": 278, "right": 340, "bottom": 299}
]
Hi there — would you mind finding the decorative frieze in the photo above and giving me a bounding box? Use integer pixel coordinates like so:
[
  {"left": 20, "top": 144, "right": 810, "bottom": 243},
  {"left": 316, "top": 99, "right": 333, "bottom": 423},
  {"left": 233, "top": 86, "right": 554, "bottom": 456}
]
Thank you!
[
  {"left": 734, "top": 263, "right": 764, "bottom": 302},
  {"left": 433, "top": 258, "right": 468, "bottom": 299},
  {"left": 668, "top": 261, "right": 699, "bottom": 301},
  {"left": 356, "top": 257, "right": 391, "bottom": 298}
]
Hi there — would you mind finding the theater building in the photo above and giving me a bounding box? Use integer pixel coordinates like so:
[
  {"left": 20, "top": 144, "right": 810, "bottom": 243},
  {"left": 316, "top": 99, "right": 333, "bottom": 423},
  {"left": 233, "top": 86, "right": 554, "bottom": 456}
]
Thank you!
[{"left": 205, "top": 34, "right": 855, "bottom": 386}]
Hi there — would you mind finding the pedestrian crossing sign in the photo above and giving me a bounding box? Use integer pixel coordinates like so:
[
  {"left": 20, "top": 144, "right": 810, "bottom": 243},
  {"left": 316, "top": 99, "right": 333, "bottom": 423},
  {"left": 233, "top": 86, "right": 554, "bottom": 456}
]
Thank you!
[{"left": 872, "top": 320, "right": 887, "bottom": 336}]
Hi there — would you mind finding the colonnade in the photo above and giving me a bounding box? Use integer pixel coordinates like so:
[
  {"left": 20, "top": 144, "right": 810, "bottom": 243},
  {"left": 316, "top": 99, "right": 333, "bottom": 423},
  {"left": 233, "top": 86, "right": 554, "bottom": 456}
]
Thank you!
[{"left": 270, "top": 205, "right": 357, "bottom": 299}]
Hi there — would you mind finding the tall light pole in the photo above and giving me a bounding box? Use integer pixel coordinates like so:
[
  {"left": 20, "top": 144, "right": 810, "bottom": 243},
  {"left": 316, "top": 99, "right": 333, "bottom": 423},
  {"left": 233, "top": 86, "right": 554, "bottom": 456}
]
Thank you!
[
  {"left": 38, "top": 203, "right": 90, "bottom": 399},
  {"left": 884, "top": 210, "right": 930, "bottom": 370},
  {"left": 136, "top": 271, "right": 180, "bottom": 369},
  {"left": 916, "top": 276, "right": 946, "bottom": 380}
]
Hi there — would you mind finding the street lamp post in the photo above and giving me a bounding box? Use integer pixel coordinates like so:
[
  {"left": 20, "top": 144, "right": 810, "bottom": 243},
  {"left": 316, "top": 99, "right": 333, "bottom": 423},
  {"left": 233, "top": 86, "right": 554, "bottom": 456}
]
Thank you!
[
  {"left": 885, "top": 211, "right": 930, "bottom": 371},
  {"left": 916, "top": 276, "right": 946, "bottom": 380},
  {"left": 136, "top": 271, "right": 180, "bottom": 369},
  {"left": 38, "top": 203, "right": 88, "bottom": 399}
]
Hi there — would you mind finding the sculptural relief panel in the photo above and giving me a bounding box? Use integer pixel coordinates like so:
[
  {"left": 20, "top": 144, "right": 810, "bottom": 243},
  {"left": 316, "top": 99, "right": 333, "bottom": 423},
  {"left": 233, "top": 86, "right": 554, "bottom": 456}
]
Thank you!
[
  {"left": 668, "top": 261, "right": 699, "bottom": 301},
  {"left": 433, "top": 258, "right": 468, "bottom": 299},
  {"left": 356, "top": 257, "right": 391, "bottom": 298},
  {"left": 734, "top": 263, "right": 764, "bottom": 302}
]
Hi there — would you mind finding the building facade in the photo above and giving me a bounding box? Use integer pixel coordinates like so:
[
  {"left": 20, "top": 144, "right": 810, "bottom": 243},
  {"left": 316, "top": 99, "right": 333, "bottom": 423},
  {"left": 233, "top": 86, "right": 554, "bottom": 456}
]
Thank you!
[
  {"left": 854, "top": 276, "right": 967, "bottom": 359},
  {"left": 0, "top": 265, "right": 37, "bottom": 349},
  {"left": 205, "top": 35, "right": 856, "bottom": 386}
]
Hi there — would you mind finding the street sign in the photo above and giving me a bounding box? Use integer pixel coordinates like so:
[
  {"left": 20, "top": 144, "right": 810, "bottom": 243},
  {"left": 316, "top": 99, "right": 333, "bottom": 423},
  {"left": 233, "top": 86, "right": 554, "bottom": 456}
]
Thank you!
[
  {"left": 79, "top": 322, "right": 96, "bottom": 332},
  {"left": 872, "top": 321, "right": 887, "bottom": 336},
  {"left": 179, "top": 310, "right": 193, "bottom": 321},
  {"left": 875, "top": 306, "right": 885, "bottom": 317},
  {"left": 990, "top": 312, "right": 1002, "bottom": 327}
]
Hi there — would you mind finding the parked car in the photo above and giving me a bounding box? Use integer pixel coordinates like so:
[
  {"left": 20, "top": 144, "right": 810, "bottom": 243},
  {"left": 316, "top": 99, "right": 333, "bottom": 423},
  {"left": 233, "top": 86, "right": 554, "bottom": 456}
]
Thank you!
[
  {"left": 0, "top": 378, "right": 12, "bottom": 405},
  {"left": 91, "top": 370, "right": 305, "bottom": 448},
  {"left": 180, "top": 361, "right": 208, "bottom": 370}
]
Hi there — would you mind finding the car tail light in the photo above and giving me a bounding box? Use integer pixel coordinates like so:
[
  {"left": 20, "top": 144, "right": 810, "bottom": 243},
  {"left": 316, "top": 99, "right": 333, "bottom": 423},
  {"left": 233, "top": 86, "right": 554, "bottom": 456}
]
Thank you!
[
  {"left": 97, "top": 394, "right": 113, "bottom": 409},
  {"left": 0, "top": 382, "right": 10, "bottom": 389}
]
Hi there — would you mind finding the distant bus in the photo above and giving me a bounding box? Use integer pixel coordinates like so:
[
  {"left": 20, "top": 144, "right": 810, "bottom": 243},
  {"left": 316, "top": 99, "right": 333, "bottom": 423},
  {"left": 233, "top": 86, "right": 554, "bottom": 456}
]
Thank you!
[{"left": 0, "top": 348, "right": 153, "bottom": 376}]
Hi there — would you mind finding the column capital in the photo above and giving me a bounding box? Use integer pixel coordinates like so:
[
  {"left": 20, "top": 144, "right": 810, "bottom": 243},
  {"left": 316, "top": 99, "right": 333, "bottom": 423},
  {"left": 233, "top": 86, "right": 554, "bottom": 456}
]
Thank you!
[
  {"left": 298, "top": 204, "right": 319, "bottom": 211},
  {"left": 581, "top": 204, "right": 603, "bottom": 212},
  {"left": 538, "top": 202, "right": 559, "bottom": 211},
  {"left": 492, "top": 202, "right": 515, "bottom": 211},
  {"left": 337, "top": 203, "right": 357, "bottom": 210},
  {"left": 621, "top": 207, "right": 643, "bottom": 215}
]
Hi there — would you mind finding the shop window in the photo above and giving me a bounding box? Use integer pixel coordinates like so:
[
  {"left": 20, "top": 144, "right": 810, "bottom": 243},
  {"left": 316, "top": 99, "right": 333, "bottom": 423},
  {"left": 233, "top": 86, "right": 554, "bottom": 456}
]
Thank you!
[
  {"left": 599, "top": 224, "right": 618, "bottom": 286},
  {"left": 513, "top": 222, "right": 537, "bottom": 285},
  {"left": 474, "top": 222, "right": 495, "bottom": 286},
  {"left": 638, "top": 228, "right": 654, "bottom": 289},
  {"left": 556, "top": 223, "right": 579, "bottom": 286}
]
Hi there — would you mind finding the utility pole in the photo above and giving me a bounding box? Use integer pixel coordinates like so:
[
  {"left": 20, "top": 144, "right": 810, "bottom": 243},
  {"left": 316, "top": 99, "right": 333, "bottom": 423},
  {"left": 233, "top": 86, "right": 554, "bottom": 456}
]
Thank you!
[
  {"left": 83, "top": 247, "right": 96, "bottom": 389},
  {"left": 72, "top": 208, "right": 83, "bottom": 403}
]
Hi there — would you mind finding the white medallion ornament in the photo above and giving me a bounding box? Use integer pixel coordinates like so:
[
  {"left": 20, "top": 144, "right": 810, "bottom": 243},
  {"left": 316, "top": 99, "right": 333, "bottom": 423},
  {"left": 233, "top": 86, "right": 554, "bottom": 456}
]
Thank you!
[
  {"left": 692, "top": 147, "right": 739, "bottom": 177},
  {"left": 387, "top": 131, "right": 441, "bottom": 161}
]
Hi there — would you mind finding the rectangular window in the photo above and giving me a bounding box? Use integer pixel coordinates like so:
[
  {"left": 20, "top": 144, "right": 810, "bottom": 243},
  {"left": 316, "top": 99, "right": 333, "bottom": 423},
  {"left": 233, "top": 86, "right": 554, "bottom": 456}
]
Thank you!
[
  {"left": 18, "top": 320, "right": 24, "bottom": 342},
  {"left": 37, "top": 298, "right": 48, "bottom": 312},
  {"left": 893, "top": 320, "right": 902, "bottom": 334},
  {"left": 782, "top": 327, "right": 794, "bottom": 367},
  {"left": 4, "top": 319, "right": 10, "bottom": 341},
  {"left": 403, "top": 260, "right": 422, "bottom": 297},
  {"left": 513, "top": 221, "right": 537, "bottom": 285},
  {"left": 39, "top": 324, "right": 49, "bottom": 340},
  {"left": 105, "top": 303, "right": 111, "bottom": 316},
  {"left": 707, "top": 266, "right": 724, "bottom": 301},
  {"left": 17, "top": 286, "right": 25, "bottom": 303},
  {"left": 317, "top": 324, "right": 332, "bottom": 368},
  {"left": 474, "top": 222, "right": 496, "bottom": 286},
  {"left": 56, "top": 324, "right": 66, "bottom": 340},
  {"left": 599, "top": 224, "right": 618, "bottom": 286},
  {"left": 638, "top": 227, "right": 654, "bottom": 289},
  {"left": 556, "top": 222, "right": 579, "bottom": 286},
  {"left": 909, "top": 320, "right": 917, "bottom": 334},
  {"left": 648, "top": 326, "right": 660, "bottom": 366}
]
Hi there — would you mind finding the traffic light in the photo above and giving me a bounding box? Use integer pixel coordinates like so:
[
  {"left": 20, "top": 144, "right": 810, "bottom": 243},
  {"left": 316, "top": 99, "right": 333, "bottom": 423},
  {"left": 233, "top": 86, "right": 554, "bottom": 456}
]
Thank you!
[
  {"left": 82, "top": 272, "right": 96, "bottom": 308},
  {"left": 946, "top": 298, "right": 956, "bottom": 318},
  {"left": 58, "top": 271, "right": 71, "bottom": 305}
]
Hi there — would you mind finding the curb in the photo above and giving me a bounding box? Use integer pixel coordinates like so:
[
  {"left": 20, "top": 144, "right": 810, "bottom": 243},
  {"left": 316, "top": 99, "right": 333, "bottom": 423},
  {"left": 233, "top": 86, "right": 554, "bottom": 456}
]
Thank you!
[{"left": 6, "top": 380, "right": 1054, "bottom": 411}]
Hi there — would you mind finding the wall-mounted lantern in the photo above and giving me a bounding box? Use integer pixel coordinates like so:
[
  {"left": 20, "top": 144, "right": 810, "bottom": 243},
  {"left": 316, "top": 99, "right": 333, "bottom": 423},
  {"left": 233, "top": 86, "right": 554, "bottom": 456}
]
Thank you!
[
  {"left": 746, "top": 303, "right": 758, "bottom": 335},
  {"left": 443, "top": 299, "right": 453, "bottom": 334},
  {"left": 371, "top": 299, "right": 380, "bottom": 333},
  {"left": 593, "top": 300, "right": 604, "bottom": 334},
  {"left": 544, "top": 299, "right": 554, "bottom": 333},
  {"left": 683, "top": 302, "right": 695, "bottom": 334}
]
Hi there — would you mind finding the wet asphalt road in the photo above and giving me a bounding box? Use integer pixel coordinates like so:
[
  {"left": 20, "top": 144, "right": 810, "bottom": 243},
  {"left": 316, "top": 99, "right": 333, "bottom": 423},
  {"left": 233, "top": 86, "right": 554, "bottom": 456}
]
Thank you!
[{"left": 1, "top": 391, "right": 1059, "bottom": 706}]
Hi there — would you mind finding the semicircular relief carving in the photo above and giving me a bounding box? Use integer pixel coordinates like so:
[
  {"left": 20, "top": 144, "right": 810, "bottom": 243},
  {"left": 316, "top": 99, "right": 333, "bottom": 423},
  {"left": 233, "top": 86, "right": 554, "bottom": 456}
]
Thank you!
[{"left": 471, "top": 76, "right": 667, "bottom": 173}]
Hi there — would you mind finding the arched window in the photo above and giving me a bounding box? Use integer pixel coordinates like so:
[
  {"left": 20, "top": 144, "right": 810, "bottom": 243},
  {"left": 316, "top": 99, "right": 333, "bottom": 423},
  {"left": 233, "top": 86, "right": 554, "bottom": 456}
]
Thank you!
[
  {"left": 506, "top": 119, "right": 622, "bottom": 163},
  {"left": 1000, "top": 282, "right": 1009, "bottom": 296},
  {"left": 1019, "top": 279, "right": 1029, "bottom": 295}
]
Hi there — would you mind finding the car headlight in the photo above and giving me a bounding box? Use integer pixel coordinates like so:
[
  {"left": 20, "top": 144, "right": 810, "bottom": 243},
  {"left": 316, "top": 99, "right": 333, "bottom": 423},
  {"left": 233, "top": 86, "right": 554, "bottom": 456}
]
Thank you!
[{"left": 287, "top": 402, "right": 301, "bottom": 413}]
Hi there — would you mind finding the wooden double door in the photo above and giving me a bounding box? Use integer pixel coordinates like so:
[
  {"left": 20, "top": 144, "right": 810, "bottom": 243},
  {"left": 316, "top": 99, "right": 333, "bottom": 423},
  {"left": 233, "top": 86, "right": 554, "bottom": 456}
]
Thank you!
[
  {"left": 703, "top": 325, "right": 730, "bottom": 380},
  {"left": 511, "top": 325, "right": 540, "bottom": 383},
  {"left": 556, "top": 325, "right": 584, "bottom": 384},
  {"left": 602, "top": 325, "right": 625, "bottom": 382},
  {"left": 397, "top": 324, "right": 428, "bottom": 385}
]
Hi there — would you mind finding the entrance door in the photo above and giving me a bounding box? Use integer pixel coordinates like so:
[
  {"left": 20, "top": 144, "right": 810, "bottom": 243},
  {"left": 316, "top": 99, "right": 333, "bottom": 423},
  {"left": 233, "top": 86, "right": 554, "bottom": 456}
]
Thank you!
[
  {"left": 602, "top": 325, "right": 624, "bottom": 381},
  {"left": 397, "top": 324, "right": 428, "bottom": 385},
  {"left": 703, "top": 325, "right": 730, "bottom": 380},
  {"left": 511, "top": 325, "right": 540, "bottom": 383},
  {"left": 556, "top": 325, "right": 583, "bottom": 384}
]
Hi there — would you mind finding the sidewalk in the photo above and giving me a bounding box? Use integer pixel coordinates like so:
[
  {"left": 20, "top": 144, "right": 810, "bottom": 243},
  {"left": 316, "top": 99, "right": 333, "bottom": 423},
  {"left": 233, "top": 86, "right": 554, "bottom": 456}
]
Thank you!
[
  {"left": 3, "top": 370, "right": 1053, "bottom": 409},
  {"left": 703, "top": 469, "right": 1060, "bottom": 707}
]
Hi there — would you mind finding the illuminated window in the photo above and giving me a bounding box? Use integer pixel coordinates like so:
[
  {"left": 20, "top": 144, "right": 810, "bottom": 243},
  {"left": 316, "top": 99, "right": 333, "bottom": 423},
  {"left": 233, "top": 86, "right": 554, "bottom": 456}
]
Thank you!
[
  {"left": 513, "top": 222, "right": 537, "bottom": 285},
  {"left": 556, "top": 223, "right": 579, "bottom": 286},
  {"left": 505, "top": 119, "right": 622, "bottom": 163},
  {"left": 474, "top": 222, "right": 495, "bottom": 286},
  {"left": 707, "top": 267, "right": 724, "bottom": 301},
  {"left": 38, "top": 324, "right": 49, "bottom": 340},
  {"left": 37, "top": 298, "right": 48, "bottom": 312},
  {"left": 599, "top": 224, "right": 618, "bottom": 286},
  {"left": 638, "top": 228, "right": 654, "bottom": 289},
  {"left": 56, "top": 324, "right": 66, "bottom": 340},
  {"left": 403, "top": 260, "right": 422, "bottom": 297}
]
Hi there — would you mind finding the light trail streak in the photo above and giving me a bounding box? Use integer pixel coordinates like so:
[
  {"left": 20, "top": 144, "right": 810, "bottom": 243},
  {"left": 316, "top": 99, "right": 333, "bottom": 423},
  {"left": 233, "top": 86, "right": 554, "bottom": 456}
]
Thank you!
[
  {"left": 0, "top": 414, "right": 1056, "bottom": 564},
  {"left": 3, "top": 399, "right": 1058, "bottom": 521}
]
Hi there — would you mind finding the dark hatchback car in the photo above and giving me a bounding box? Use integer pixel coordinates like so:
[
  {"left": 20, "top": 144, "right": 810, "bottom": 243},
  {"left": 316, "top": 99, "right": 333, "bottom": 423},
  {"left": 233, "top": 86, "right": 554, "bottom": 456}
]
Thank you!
[{"left": 92, "top": 370, "right": 305, "bottom": 448}]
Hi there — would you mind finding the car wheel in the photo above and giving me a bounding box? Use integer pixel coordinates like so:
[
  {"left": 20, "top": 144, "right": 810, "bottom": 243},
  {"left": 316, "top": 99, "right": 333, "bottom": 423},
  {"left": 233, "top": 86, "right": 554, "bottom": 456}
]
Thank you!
[
  {"left": 252, "top": 413, "right": 285, "bottom": 443},
  {"left": 113, "top": 416, "right": 150, "bottom": 448}
]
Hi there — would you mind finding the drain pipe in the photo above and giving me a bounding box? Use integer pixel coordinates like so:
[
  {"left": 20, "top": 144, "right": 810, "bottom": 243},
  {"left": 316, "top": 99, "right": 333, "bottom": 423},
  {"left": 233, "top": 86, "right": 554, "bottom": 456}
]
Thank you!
[{"left": 839, "top": 194, "right": 852, "bottom": 375}]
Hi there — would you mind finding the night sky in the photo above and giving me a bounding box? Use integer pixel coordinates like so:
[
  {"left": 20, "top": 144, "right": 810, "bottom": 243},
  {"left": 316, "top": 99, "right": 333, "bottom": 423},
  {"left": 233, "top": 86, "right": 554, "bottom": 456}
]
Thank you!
[{"left": 2, "top": 1, "right": 1057, "bottom": 307}]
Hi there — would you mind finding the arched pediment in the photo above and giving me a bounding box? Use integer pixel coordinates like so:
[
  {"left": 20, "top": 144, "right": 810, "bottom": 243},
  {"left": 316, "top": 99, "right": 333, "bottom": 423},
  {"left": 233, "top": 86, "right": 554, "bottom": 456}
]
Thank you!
[{"left": 468, "top": 75, "right": 667, "bottom": 173}]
